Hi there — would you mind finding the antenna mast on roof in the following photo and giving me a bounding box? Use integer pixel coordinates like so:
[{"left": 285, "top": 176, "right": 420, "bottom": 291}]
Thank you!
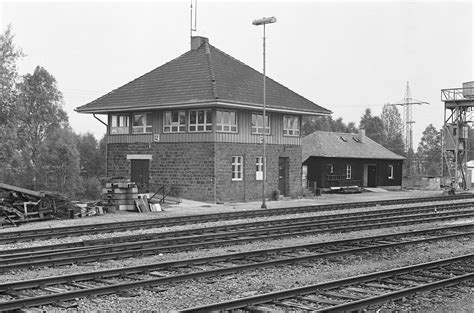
[{"left": 190, "top": 0, "right": 197, "bottom": 48}]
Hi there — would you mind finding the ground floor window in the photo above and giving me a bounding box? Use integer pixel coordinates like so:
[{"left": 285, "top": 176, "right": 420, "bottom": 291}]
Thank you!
[
  {"left": 256, "top": 157, "right": 266, "bottom": 180},
  {"left": 388, "top": 164, "right": 394, "bottom": 179},
  {"left": 232, "top": 156, "right": 243, "bottom": 181},
  {"left": 346, "top": 164, "right": 352, "bottom": 179},
  {"left": 328, "top": 164, "right": 334, "bottom": 174}
]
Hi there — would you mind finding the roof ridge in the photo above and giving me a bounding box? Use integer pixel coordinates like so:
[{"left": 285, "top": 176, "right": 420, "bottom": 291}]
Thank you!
[
  {"left": 208, "top": 44, "right": 331, "bottom": 114},
  {"left": 203, "top": 41, "right": 219, "bottom": 99}
]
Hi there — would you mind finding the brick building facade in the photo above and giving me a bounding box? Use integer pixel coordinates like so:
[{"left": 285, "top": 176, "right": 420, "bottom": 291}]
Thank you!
[{"left": 77, "top": 36, "right": 330, "bottom": 202}]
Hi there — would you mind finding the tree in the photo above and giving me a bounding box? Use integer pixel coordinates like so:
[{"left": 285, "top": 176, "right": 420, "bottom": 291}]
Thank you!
[
  {"left": 37, "top": 127, "right": 81, "bottom": 197},
  {"left": 380, "top": 104, "right": 405, "bottom": 155},
  {"left": 415, "top": 124, "right": 442, "bottom": 176},
  {"left": 302, "top": 116, "right": 357, "bottom": 136},
  {"left": 76, "top": 133, "right": 106, "bottom": 178},
  {"left": 359, "top": 108, "right": 384, "bottom": 144},
  {"left": 0, "top": 25, "right": 24, "bottom": 182},
  {"left": 16, "top": 66, "right": 68, "bottom": 187}
]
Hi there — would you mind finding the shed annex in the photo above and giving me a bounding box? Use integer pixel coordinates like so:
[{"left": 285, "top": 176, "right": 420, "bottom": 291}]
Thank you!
[
  {"left": 302, "top": 130, "right": 405, "bottom": 191},
  {"left": 76, "top": 36, "right": 331, "bottom": 202}
]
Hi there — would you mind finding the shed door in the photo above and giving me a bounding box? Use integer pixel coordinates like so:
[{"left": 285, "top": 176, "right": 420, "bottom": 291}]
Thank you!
[
  {"left": 279, "top": 157, "right": 288, "bottom": 196},
  {"left": 368, "top": 165, "right": 377, "bottom": 187},
  {"left": 131, "top": 159, "right": 150, "bottom": 193}
]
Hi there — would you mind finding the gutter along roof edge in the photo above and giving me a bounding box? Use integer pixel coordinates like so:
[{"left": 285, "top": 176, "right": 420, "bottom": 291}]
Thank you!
[{"left": 76, "top": 100, "right": 333, "bottom": 116}]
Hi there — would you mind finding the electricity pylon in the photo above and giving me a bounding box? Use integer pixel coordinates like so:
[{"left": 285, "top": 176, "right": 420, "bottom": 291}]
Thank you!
[{"left": 388, "top": 82, "right": 429, "bottom": 176}]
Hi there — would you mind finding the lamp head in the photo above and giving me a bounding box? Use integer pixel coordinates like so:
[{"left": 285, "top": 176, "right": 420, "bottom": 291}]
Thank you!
[{"left": 252, "top": 16, "right": 277, "bottom": 26}]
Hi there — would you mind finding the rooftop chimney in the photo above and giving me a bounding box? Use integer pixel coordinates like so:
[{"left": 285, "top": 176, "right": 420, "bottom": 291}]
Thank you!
[
  {"left": 191, "top": 36, "right": 208, "bottom": 50},
  {"left": 358, "top": 128, "right": 365, "bottom": 143}
]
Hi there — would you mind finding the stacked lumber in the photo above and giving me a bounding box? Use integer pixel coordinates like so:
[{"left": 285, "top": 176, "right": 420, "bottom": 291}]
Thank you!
[
  {"left": 0, "top": 183, "right": 82, "bottom": 226},
  {"left": 102, "top": 181, "right": 138, "bottom": 211}
]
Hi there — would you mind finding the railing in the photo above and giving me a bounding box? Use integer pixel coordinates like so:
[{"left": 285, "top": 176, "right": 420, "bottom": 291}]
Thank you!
[{"left": 441, "top": 86, "right": 474, "bottom": 102}]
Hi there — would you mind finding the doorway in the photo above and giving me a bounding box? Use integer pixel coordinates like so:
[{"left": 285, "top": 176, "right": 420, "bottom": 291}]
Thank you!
[
  {"left": 367, "top": 165, "right": 377, "bottom": 187},
  {"left": 278, "top": 157, "right": 289, "bottom": 196},
  {"left": 131, "top": 159, "right": 150, "bottom": 193}
]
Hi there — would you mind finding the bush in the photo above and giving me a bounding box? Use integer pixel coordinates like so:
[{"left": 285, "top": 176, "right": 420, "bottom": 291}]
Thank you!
[{"left": 271, "top": 190, "right": 280, "bottom": 201}]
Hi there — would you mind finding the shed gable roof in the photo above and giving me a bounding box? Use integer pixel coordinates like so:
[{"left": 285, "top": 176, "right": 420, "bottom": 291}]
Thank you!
[
  {"left": 76, "top": 37, "right": 331, "bottom": 115},
  {"left": 302, "top": 131, "right": 405, "bottom": 161}
]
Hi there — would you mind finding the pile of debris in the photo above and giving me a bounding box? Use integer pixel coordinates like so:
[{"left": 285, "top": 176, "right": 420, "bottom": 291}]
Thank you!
[{"left": 0, "top": 183, "right": 82, "bottom": 226}]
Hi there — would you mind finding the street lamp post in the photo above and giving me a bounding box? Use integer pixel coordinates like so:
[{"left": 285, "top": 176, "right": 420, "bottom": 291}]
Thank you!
[{"left": 253, "top": 16, "right": 276, "bottom": 209}]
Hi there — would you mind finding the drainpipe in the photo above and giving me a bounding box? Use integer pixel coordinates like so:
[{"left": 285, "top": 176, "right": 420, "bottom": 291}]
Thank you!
[{"left": 93, "top": 114, "right": 108, "bottom": 177}]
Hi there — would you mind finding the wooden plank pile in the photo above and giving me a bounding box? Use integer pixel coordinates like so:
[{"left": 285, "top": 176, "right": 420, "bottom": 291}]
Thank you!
[{"left": 0, "top": 183, "right": 82, "bottom": 226}]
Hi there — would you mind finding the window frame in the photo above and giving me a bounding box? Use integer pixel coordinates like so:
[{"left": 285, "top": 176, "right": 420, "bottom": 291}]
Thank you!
[
  {"left": 232, "top": 156, "right": 243, "bottom": 181},
  {"left": 346, "top": 164, "right": 352, "bottom": 179},
  {"left": 110, "top": 114, "right": 130, "bottom": 135},
  {"left": 256, "top": 156, "right": 267, "bottom": 181},
  {"left": 163, "top": 110, "right": 186, "bottom": 133},
  {"left": 216, "top": 110, "right": 238, "bottom": 133},
  {"left": 189, "top": 109, "right": 213, "bottom": 132},
  {"left": 388, "top": 165, "right": 394, "bottom": 179},
  {"left": 283, "top": 115, "right": 300, "bottom": 136},
  {"left": 251, "top": 113, "right": 270, "bottom": 135},
  {"left": 132, "top": 112, "right": 153, "bottom": 134}
]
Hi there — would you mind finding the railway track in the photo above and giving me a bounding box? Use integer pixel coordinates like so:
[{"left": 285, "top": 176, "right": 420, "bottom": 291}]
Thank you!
[
  {"left": 0, "top": 224, "right": 472, "bottom": 311},
  {"left": 0, "top": 194, "right": 472, "bottom": 243},
  {"left": 0, "top": 203, "right": 473, "bottom": 271},
  {"left": 181, "top": 254, "right": 474, "bottom": 312}
]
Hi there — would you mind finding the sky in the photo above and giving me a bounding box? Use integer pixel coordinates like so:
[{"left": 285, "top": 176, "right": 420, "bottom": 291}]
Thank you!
[{"left": 1, "top": 1, "right": 473, "bottom": 147}]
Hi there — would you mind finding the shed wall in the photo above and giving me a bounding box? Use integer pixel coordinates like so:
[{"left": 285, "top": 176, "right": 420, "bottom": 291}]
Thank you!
[{"left": 303, "top": 157, "right": 403, "bottom": 189}]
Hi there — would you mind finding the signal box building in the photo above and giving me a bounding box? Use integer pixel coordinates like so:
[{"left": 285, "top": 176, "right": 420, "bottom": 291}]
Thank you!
[
  {"left": 76, "top": 37, "right": 331, "bottom": 202},
  {"left": 302, "top": 130, "right": 405, "bottom": 190}
]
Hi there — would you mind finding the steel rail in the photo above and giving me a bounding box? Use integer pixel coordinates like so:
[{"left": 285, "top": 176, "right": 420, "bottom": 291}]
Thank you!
[
  {"left": 0, "top": 194, "right": 472, "bottom": 243},
  {"left": 0, "top": 203, "right": 472, "bottom": 260},
  {"left": 179, "top": 254, "right": 474, "bottom": 312},
  {"left": 0, "top": 226, "right": 472, "bottom": 311},
  {"left": 0, "top": 208, "right": 472, "bottom": 272},
  {"left": 1, "top": 200, "right": 472, "bottom": 252}
]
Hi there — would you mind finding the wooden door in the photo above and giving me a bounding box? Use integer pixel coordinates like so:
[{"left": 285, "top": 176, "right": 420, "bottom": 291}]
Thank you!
[
  {"left": 368, "top": 165, "right": 377, "bottom": 187},
  {"left": 131, "top": 159, "right": 150, "bottom": 193},
  {"left": 278, "top": 157, "right": 288, "bottom": 196}
]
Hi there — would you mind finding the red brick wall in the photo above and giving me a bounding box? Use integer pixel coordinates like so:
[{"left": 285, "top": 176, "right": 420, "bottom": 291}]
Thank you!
[
  {"left": 214, "top": 143, "right": 302, "bottom": 202},
  {"left": 108, "top": 142, "right": 215, "bottom": 201},
  {"left": 108, "top": 142, "right": 302, "bottom": 203}
]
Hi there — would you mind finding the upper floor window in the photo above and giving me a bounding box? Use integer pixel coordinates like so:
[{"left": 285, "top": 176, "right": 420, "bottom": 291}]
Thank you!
[
  {"left": 251, "top": 113, "right": 270, "bottom": 135},
  {"left": 110, "top": 114, "right": 129, "bottom": 134},
  {"left": 388, "top": 165, "right": 394, "bottom": 179},
  {"left": 132, "top": 112, "right": 153, "bottom": 134},
  {"left": 346, "top": 164, "right": 352, "bottom": 179},
  {"left": 216, "top": 110, "right": 237, "bottom": 133},
  {"left": 189, "top": 109, "right": 212, "bottom": 132},
  {"left": 163, "top": 111, "right": 186, "bottom": 133},
  {"left": 283, "top": 115, "right": 300, "bottom": 136}
]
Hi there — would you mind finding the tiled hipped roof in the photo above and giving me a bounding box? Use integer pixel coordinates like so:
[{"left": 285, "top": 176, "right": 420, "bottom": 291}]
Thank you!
[
  {"left": 302, "top": 131, "right": 405, "bottom": 162},
  {"left": 76, "top": 37, "right": 330, "bottom": 115}
]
